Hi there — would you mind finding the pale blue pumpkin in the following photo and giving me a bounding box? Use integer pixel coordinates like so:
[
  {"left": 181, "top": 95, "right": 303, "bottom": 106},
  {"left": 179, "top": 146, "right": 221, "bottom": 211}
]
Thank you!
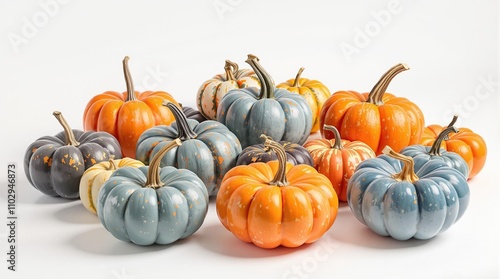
[
  {"left": 401, "top": 126, "right": 469, "bottom": 179},
  {"left": 97, "top": 139, "right": 209, "bottom": 246},
  {"left": 216, "top": 54, "right": 312, "bottom": 148},
  {"left": 136, "top": 102, "right": 242, "bottom": 197},
  {"left": 347, "top": 146, "right": 470, "bottom": 241}
]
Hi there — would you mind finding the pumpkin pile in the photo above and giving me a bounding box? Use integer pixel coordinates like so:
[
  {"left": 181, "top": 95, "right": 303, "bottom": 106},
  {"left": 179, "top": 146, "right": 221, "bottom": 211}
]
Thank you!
[{"left": 23, "top": 54, "right": 487, "bottom": 247}]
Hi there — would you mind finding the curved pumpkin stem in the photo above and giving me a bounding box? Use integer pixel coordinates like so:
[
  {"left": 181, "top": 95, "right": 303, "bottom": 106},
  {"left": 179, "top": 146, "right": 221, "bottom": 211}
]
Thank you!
[
  {"left": 224, "top": 60, "right": 238, "bottom": 81},
  {"left": 292, "top": 67, "right": 305, "bottom": 87},
  {"left": 429, "top": 126, "right": 459, "bottom": 156},
  {"left": 163, "top": 101, "right": 198, "bottom": 140},
  {"left": 53, "top": 111, "right": 80, "bottom": 146},
  {"left": 145, "top": 139, "right": 182, "bottom": 188},
  {"left": 367, "top": 63, "right": 409, "bottom": 105},
  {"left": 246, "top": 54, "right": 275, "bottom": 99},
  {"left": 323, "top": 125, "right": 343, "bottom": 149},
  {"left": 446, "top": 115, "right": 459, "bottom": 128},
  {"left": 261, "top": 134, "right": 288, "bottom": 186},
  {"left": 382, "top": 146, "right": 419, "bottom": 182},
  {"left": 108, "top": 157, "right": 118, "bottom": 170},
  {"left": 123, "top": 56, "right": 137, "bottom": 102}
]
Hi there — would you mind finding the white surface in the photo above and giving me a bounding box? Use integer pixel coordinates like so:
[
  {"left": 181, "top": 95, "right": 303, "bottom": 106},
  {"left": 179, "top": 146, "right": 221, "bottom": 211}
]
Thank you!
[{"left": 1, "top": 1, "right": 499, "bottom": 278}]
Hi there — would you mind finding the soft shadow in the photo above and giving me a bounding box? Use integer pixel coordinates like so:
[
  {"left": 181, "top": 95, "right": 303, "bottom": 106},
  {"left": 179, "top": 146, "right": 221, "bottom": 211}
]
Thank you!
[
  {"left": 195, "top": 223, "right": 309, "bottom": 258},
  {"left": 54, "top": 202, "right": 100, "bottom": 224},
  {"left": 34, "top": 194, "right": 77, "bottom": 204},
  {"left": 70, "top": 226, "right": 183, "bottom": 255},
  {"left": 331, "top": 206, "right": 433, "bottom": 249}
]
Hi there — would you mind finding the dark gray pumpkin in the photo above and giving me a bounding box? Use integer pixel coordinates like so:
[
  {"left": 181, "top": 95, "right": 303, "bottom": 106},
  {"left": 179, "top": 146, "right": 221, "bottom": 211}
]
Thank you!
[
  {"left": 181, "top": 104, "right": 207, "bottom": 123},
  {"left": 23, "top": 111, "right": 122, "bottom": 199}
]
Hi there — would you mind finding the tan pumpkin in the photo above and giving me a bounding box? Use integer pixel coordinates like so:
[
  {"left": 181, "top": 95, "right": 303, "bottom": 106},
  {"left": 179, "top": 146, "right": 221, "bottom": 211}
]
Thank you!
[
  {"left": 277, "top": 67, "right": 331, "bottom": 133},
  {"left": 79, "top": 157, "right": 144, "bottom": 214},
  {"left": 196, "top": 59, "right": 260, "bottom": 120}
]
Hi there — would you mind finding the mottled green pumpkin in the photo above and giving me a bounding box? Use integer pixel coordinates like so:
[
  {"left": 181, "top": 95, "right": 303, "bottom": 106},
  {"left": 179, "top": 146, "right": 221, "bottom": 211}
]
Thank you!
[
  {"left": 98, "top": 139, "right": 209, "bottom": 246},
  {"left": 136, "top": 102, "right": 242, "bottom": 196}
]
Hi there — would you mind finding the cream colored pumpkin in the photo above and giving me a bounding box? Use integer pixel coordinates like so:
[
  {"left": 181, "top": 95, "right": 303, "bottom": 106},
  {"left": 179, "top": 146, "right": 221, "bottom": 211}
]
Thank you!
[
  {"left": 79, "top": 157, "right": 144, "bottom": 214},
  {"left": 196, "top": 59, "right": 260, "bottom": 120}
]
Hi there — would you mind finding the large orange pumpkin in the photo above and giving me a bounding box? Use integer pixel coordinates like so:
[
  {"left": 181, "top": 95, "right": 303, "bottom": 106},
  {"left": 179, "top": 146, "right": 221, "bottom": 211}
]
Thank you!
[
  {"left": 319, "top": 63, "right": 425, "bottom": 155},
  {"left": 304, "top": 125, "right": 376, "bottom": 202},
  {"left": 420, "top": 115, "right": 487, "bottom": 180},
  {"left": 216, "top": 135, "right": 338, "bottom": 249},
  {"left": 277, "top": 67, "right": 331, "bottom": 133},
  {"left": 83, "top": 56, "right": 180, "bottom": 158}
]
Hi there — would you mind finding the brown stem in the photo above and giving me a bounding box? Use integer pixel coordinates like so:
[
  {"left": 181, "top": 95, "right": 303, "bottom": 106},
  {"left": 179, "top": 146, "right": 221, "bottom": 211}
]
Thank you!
[
  {"left": 367, "top": 63, "right": 409, "bottom": 105},
  {"left": 429, "top": 126, "right": 459, "bottom": 156},
  {"left": 224, "top": 60, "right": 238, "bottom": 81},
  {"left": 446, "top": 115, "right": 459, "bottom": 128},
  {"left": 123, "top": 56, "right": 137, "bottom": 102},
  {"left": 53, "top": 111, "right": 80, "bottom": 146},
  {"left": 382, "top": 146, "right": 419, "bottom": 182},
  {"left": 163, "top": 101, "right": 198, "bottom": 140},
  {"left": 261, "top": 134, "right": 288, "bottom": 186},
  {"left": 145, "top": 139, "right": 182, "bottom": 188},
  {"left": 246, "top": 54, "right": 275, "bottom": 99},
  {"left": 292, "top": 67, "right": 305, "bottom": 87},
  {"left": 323, "top": 125, "right": 343, "bottom": 149}
]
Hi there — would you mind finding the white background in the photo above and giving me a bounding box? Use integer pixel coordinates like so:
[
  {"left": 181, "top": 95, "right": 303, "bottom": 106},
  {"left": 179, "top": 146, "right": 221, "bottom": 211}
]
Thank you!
[{"left": 0, "top": 0, "right": 499, "bottom": 278}]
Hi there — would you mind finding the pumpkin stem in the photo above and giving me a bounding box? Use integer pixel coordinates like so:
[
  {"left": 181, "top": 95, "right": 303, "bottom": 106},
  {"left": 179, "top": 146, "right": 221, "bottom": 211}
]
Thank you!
[
  {"left": 53, "top": 111, "right": 80, "bottom": 146},
  {"left": 163, "top": 101, "right": 198, "bottom": 140},
  {"left": 145, "top": 139, "right": 182, "bottom": 188},
  {"left": 382, "top": 146, "right": 419, "bottom": 182},
  {"left": 323, "top": 125, "right": 343, "bottom": 149},
  {"left": 224, "top": 60, "right": 238, "bottom": 81},
  {"left": 443, "top": 114, "right": 459, "bottom": 140},
  {"left": 292, "top": 67, "right": 305, "bottom": 87},
  {"left": 108, "top": 157, "right": 118, "bottom": 170},
  {"left": 367, "top": 63, "right": 409, "bottom": 105},
  {"left": 429, "top": 126, "right": 459, "bottom": 156},
  {"left": 261, "top": 134, "right": 288, "bottom": 186},
  {"left": 123, "top": 56, "right": 137, "bottom": 102},
  {"left": 246, "top": 54, "right": 275, "bottom": 99}
]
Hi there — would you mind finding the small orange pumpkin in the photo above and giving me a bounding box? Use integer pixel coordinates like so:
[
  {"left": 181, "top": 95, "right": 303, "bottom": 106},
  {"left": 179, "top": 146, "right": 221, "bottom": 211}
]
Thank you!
[
  {"left": 420, "top": 115, "right": 487, "bottom": 180},
  {"left": 304, "top": 125, "right": 376, "bottom": 202},
  {"left": 216, "top": 135, "right": 338, "bottom": 249},
  {"left": 83, "top": 56, "right": 180, "bottom": 158},
  {"left": 277, "top": 67, "right": 331, "bottom": 133},
  {"left": 319, "top": 63, "right": 425, "bottom": 155}
]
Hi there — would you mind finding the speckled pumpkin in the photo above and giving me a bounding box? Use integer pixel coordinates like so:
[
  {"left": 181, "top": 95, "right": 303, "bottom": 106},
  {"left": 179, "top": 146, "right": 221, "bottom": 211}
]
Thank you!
[{"left": 97, "top": 139, "right": 209, "bottom": 246}]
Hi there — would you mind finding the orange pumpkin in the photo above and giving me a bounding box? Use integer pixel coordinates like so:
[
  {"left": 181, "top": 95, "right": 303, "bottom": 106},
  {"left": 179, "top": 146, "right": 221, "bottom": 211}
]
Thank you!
[
  {"left": 83, "top": 56, "right": 180, "bottom": 158},
  {"left": 420, "top": 115, "right": 487, "bottom": 180},
  {"left": 216, "top": 135, "right": 338, "bottom": 249},
  {"left": 304, "top": 125, "right": 376, "bottom": 202},
  {"left": 319, "top": 63, "right": 425, "bottom": 155},
  {"left": 277, "top": 67, "right": 331, "bottom": 133}
]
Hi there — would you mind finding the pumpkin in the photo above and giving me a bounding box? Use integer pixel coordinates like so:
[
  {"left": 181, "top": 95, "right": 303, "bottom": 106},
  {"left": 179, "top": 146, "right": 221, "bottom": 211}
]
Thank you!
[
  {"left": 217, "top": 54, "right": 313, "bottom": 148},
  {"left": 83, "top": 56, "right": 181, "bottom": 158},
  {"left": 180, "top": 104, "right": 207, "bottom": 123},
  {"left": 24, "top": 111, "right": 122, "bottom": 199},
  {"left": 419, "top": 115, "right": 486, "bottom": 180},
  {"left": 277, "top": 67, "right": 331, "bottom": 133},
  {"left": 304, "top": 125, "right": 376, "bottom": 202},
  {"left": 136, "top": 102, "right": 242, "bottom": 197},
  {"left": 347, "top": 146, "right": 470, "bottom": 241},
  {"left": 97, "top": 139, "right": 209, "bottom": 246},
  {"left": 216, "top": 135, "right": 338, "bottom": 249},
  {"left": 79, "top": 157, "right": 145, "bottom": 214},
  {"left": 401, "top": 124, "right": 469, "bottom": 179},
  {"left": 236, "top": 134, "right": 313, "bottom": 167},
  {"left": 196, "top": 59, "right": 260, "bottom": 120},
  {"left": 319, "top": 63, "right": 425, "bottom": 155}
]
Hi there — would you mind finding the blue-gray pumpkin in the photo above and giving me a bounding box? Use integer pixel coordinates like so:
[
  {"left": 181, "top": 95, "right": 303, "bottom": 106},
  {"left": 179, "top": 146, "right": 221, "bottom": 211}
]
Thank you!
[
  {"left": 400, "top": 125, "right": 469, "bottom": 179},
  {"left": 136, "top": 102, "right": 242, "bottom": 197},
  {"left": 97, "top": 139, "right": 209, "bottom": 246},
  {"left": 23, "top": 111, "right": 122, "bottom": 199},
  {"left": 216, "top": 54, "right": 313, "bottom": 148},
  {"left": 347, "top": 146, "right": 470, "bottom": 241}
]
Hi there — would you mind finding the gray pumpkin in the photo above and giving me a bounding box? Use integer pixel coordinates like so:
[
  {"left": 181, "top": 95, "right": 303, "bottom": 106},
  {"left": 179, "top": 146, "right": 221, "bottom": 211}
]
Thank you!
[
  {"left": 23, "top": 111, "right": 122, "bottom": 199},
  {"left": 97, "top": 139, "right": 209, "bottom": 246}
]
